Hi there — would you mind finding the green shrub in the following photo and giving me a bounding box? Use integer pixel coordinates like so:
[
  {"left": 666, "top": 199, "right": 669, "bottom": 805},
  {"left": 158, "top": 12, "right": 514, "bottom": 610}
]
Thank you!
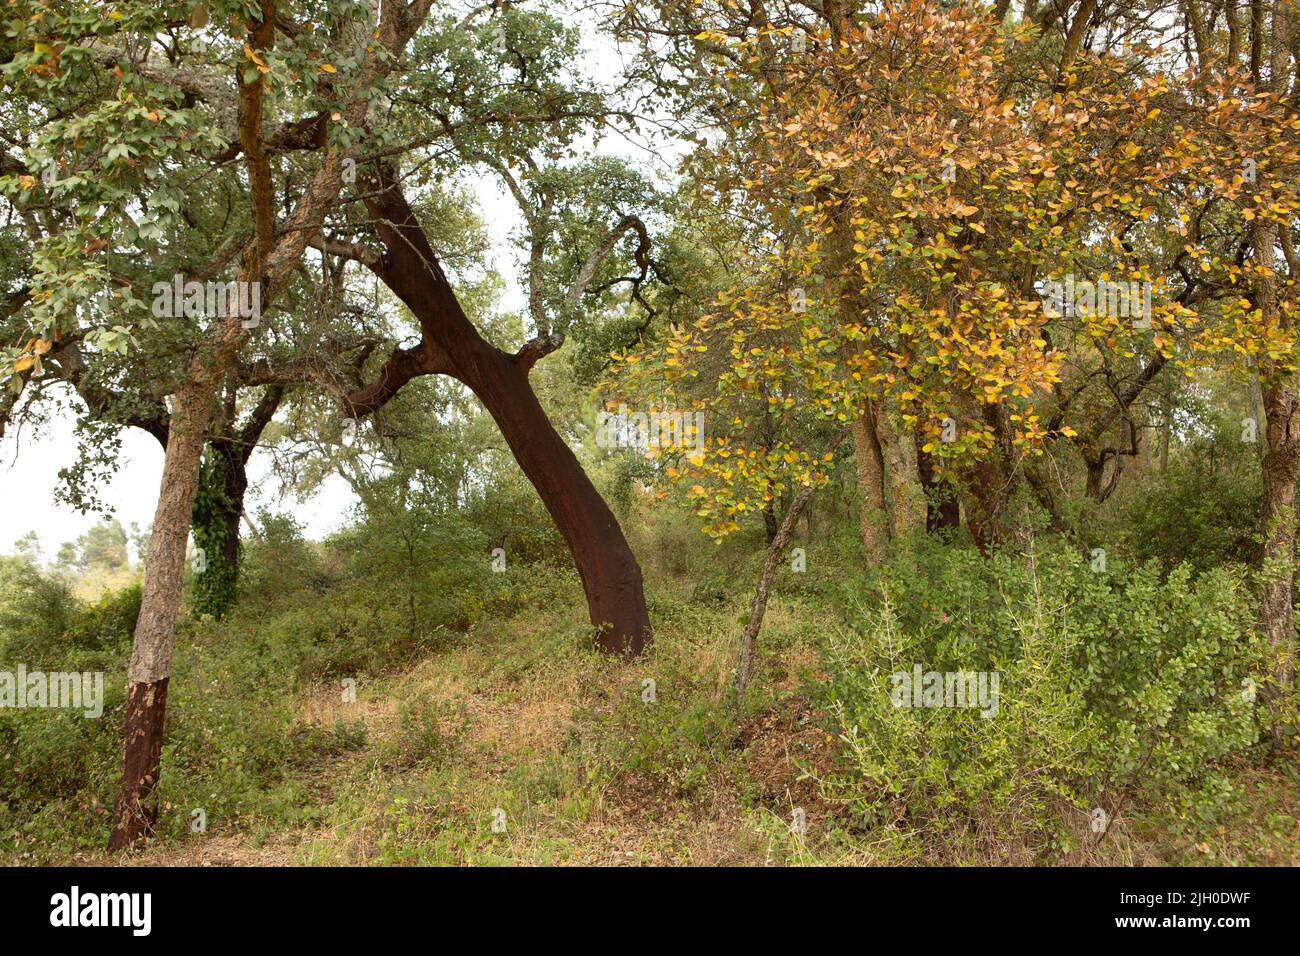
[
  {"left": 1121, "top": 461, "right": 1260, "bottom": 571},
  {"left": 65, "top": 582, "right": 141, "bottom": 652},
  {"left": 0, "top": 556, "right": 79, "bottom": 660},
  {"left": 1116, "top": 418, "right": 1261, "bottom": 572},
  {"left": 237, "top": 511, "right": 328, "bottom": 612},
  {"left": 822, "top": 589, "right": 1098, "bottom": 857},
  {"left": 819, "top": 541, "right": 1264, "bottom": 856}
]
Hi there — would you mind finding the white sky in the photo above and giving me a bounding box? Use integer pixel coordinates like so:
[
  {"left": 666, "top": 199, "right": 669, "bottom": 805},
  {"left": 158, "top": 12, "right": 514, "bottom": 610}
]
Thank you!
[{"left": 0, "top": 13, "right": 681, "bottom": 562}]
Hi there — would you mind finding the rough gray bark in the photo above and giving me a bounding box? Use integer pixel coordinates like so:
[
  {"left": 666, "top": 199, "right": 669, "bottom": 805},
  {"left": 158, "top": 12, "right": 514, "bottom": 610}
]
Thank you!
[
  {"left": 1251, "top": 1, "right": 1295, "bottom": 747},
  {"left": 873, "top": 398, "right": 925, "bottom": 539},
  {"left": 735, "top": 482, "right": 818, "bottom": 696},
  {"left": 1256, "top": 216, "right": 1297, "bottom": 745},
  {"left": 853, "top": 402, "right": 889, "bottom": 563}
]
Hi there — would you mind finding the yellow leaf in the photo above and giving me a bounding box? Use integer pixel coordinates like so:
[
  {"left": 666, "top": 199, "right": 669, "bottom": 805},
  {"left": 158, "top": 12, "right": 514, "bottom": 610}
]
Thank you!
[{"left": 243, "top": 43, "right": 270, "bottom": 72}]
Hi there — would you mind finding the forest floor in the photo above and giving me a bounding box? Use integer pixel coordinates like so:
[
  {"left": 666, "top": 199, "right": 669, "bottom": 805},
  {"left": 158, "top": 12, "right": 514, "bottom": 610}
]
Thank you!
[{"left": 54, "top": 588, "right": 1300, "bottom": 868}]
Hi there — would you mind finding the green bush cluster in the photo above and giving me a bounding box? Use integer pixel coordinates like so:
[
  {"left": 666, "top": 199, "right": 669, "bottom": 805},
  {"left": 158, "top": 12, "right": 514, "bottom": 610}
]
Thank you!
[
  {"left": 1118, "top": 457, "right": 1261, "bottom": 572},
  {"left": 0, "top": 556, "right": 135, "bottom": 857},
  {"left": 819, "top": 541, "right": 1264, "bottom": 858}
]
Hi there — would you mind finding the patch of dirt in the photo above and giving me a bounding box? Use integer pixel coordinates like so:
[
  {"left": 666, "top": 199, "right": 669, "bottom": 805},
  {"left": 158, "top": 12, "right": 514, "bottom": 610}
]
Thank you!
[
  {"left": 579, "top": 770, "right": 757, "bottom": 865},
  {"left": 734, "top": 696, "right": 839, "bottom": 825},
  {"left": 585, "top": 694, "right": 842, "bottom": 862}
]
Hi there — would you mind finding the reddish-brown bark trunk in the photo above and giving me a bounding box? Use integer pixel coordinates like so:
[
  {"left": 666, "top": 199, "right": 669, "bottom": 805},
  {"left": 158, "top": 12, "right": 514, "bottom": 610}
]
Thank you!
[
  {"left": 963, "top": 405, "right": 1017, "bottom": 554},
  {"left": 107, "top": 678, "right": 169, "bottom": 851},
  {"left": 355, "top": 170, "right": 650, "bottom": 655},
  {"left": 963, "top": 455, "right": 1007, "bottom": 555},
  {"left": 467, "top": 348, "right": 650, "bottom": 655}
]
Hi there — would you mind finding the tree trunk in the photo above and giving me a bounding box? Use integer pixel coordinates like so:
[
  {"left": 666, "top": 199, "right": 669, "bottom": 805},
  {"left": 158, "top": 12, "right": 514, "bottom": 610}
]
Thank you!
[
  {"left": 962, "top": 405, "right": 1015, "bottom": 553},
  {"left": 736, "top": 486, "right": 813, "bottom": 696},
  {"left": 1259, "top": 379, "right": 1298, "bottom": 743},
  {"left": 355, "top": 173, "right": 650, "bottom": 655},
  {"left": 465, "top": 348, "right": 650, "bottom": 655},
  {"left": 736, "top": 428, "right": 850, "bottom": 695},
  {"left": 191, "top": 384, "right": 282, "bottom": 619},
  {"left": 963, "top": 455, "right": 1006, "bottom": 555},
  {"left": 1056, "top": 0, "right": 1098, "bottom": 88},
  {"left": 1255, "top": 206, "right": 1297, "bottom": 742},
  {"left": 762, "top": 499, "right": 778, "bottom": 545},
  {"left": 191, "top": 445, "right": 246, "bottom": 619},
  {"left": 1159, "top": 402, "right": 1170, "bottom": 473},
  {"left": 853, "top": 402, "right": 889, "bottom": 563},
  {"left": 1025, "top": 461, "right": 1070, "bottom": 536},
  {"left": 110, "top": 678, "right": 169, "bottom": 849},
  {"left": 109, "top": 379, "right": 213, "bottom": 850},
  {"left": 917, "top": 447, "right": 960, "bottom": 532},
  {"left": 105, "top": 0, "right": 422, "bottom": 853},
  {"left": 221, "top": 456, "right": 244, "bottom": 579},
  {"left": 1226, "top": 0, "right": 1242, "bottom": 68},
  {"left": 873, "top": 399, "right": 925, "bottom": 539},
  {"left": 1084, "top": 451, "right": 1106, "bottom": 500}
]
